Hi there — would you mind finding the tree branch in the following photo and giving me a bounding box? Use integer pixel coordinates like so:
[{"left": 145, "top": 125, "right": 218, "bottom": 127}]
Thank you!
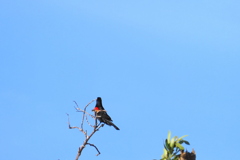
[
  {"left": 87, "top": 143, "right": 101, "bottom": 156},
  {"left": 67, "top": 99, "right": 102, "bottom": 160},
  {"left": 75, "top": 124, "right": 103, "bottom": 160}
]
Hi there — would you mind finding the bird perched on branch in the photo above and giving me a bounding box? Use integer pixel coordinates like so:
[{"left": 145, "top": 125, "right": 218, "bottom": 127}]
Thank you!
[{"left": 92, "top": 97, "right": 120, "bottom": 130}]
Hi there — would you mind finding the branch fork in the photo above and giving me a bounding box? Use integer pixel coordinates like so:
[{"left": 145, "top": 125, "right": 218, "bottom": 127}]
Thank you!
[{"left": 67, "top": 99, "right": 102, "bottom": 160}]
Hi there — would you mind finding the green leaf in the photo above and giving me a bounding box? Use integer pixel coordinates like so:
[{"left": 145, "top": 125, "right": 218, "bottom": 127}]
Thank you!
[
  {"left": 173, "top": 136, "right": 178, "bottom": 141},
  {"left": 167, "top": 131, "right": 171, "bottom": 143},
  {"left": 183, "top": 140, "right": 190, "bottom": 145},
  {"left": 163, "top": 148, "right": 168, "bottom": 157},
  {"left": 175, "top": 143, "right": 184, "bottom": 150},
  {"left": 177, "top": 135, "right": 188, "bottom": 142},
  {"left": 164, "top": 144, "right": 169, "bottom": 151},
  {"left": 164, "top": 139, "right": 169, "bottom": 151},
  {"left": 170, "top": 137, "right": 175, "bottom": 148},
  {"left": 179, "top": 140, "right": 190, "bottom": 145}
]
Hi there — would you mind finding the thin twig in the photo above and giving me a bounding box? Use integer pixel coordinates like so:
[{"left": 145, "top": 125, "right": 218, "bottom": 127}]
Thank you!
[
  {"left": 67, "top": 113, "right": 86, "bottom": 135},
  {"left": 73, "top": 101, "right": 85, "bottom": 129},
  {"left": 87, "top": 143, "right": 101, "bottom": 156},
  {"left": 74, "top": 104, "right": 95, "bottom": 118},
  {"left": 85, "top": 114, "right": 95, "bottom": 128},
  {"left": 75, "top": 107, "right": 95, "bottom": 118},
  {"left": 73, "top": 99, "right": 96, "bottom": 132},
  {"left": 68, "top": 99, "right": 103, "bottom": 160},
  {"left": 75, "top": 124, "right": 103, "bottom": 160}
]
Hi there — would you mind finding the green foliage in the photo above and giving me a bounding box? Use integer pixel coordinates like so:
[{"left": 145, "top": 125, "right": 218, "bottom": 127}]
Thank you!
[{"left": 161, "top": 131, "right": 190, "bottom": 160}]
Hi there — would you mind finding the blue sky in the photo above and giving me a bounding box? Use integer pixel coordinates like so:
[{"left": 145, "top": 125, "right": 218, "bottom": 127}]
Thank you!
[{"left": 1, "top": 0, "right": 240, "bottom": 160}]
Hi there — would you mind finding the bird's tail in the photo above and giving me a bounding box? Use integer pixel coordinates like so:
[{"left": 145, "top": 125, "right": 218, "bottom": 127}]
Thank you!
[
  {"left": 111, "top": 122, "right": 120, "bottom": 130},
  {"left": 104, "top": 120, "right": 120, "bottom": 130}
]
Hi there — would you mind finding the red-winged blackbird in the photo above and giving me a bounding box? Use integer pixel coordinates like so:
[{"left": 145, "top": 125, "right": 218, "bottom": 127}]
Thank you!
[{"left": 92, "top": 97, "right": 120, "bottom": 130}]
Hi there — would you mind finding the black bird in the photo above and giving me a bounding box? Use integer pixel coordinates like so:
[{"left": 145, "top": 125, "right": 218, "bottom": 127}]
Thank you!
[{"left": 92, "top": 97, "right": 120, "bottom": 130}]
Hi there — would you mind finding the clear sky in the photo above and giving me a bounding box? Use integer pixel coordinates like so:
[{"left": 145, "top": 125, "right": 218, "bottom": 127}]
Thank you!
[{"left": 1, "top": 0, "right": 240, "bottom": 160}]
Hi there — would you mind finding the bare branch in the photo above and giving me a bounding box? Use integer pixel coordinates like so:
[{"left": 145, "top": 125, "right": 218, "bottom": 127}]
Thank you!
[
  {"left": 75, "top": 124, "right": 103, "bottom": 160},
  {"left": 73, "top": 99, "right": 96, "bottom": 133},
  {"left": 74, "top": 101, "right": 95, "bottom": 118},
  {"left": 66, "top": 113, "right": 86, "bottom": 135},
  {"left": 85, "top": 113, "right": 95, "bottom": 128},
  {"left": 68, "top": 99, "right": 103, "bottom": 160},
  {"left": 87, "top": 143, "right": 101, "bottom": 156}
]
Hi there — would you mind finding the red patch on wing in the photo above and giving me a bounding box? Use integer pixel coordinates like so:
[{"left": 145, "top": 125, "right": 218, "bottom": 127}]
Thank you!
[{"left": 94, "top": 107, "right": 100, "bottom": 110}]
